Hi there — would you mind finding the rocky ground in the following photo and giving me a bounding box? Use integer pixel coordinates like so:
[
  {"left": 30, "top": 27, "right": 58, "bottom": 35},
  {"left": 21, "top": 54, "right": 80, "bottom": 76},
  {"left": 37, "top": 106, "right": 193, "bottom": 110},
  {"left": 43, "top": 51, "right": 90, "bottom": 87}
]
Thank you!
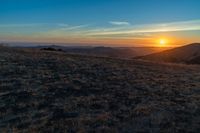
[{"left": 0, "top": 46, "right": 200, "bottom": 133}]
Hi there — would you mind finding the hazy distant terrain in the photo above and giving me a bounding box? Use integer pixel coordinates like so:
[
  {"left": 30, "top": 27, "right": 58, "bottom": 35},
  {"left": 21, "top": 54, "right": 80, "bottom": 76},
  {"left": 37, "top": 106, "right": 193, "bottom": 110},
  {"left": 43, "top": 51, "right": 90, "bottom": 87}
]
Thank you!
[
  {"left": 137, "top": 43, "right": 200, "bottom": 64},
  {"left": 0, "top": 46, "right": 200, "bottom": 132},
  {"left": 35, "top": 45, "right": 171, "bottom": 58}
]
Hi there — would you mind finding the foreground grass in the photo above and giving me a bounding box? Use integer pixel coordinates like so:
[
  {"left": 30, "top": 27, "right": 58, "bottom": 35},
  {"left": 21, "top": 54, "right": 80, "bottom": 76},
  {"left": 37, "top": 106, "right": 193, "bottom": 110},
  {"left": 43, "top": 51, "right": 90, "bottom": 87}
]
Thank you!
[{"left": 0, "top": 46, "right": 200, "bottom": 132}]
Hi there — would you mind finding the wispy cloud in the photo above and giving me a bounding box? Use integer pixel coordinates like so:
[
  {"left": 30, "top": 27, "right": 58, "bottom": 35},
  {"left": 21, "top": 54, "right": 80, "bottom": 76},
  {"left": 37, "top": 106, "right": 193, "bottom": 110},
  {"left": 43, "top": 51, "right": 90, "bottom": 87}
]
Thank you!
[
  {"left": 109, "top": 21, "right": 130, "bottom": 26},
  {"left": 0, "top": 23, "right": 47, "bottom": 27},
  {"left": 58, "top": 23, "right": 68, "bottom": 27},
  {"left": 89, "top": 20, "right": 200, "bottom": 37},
  {"left": 1, "top": 19, "right": 200, "bottom": 44},
  {"left": 60, "top": 24, "right": 89, "bottom": 31}
]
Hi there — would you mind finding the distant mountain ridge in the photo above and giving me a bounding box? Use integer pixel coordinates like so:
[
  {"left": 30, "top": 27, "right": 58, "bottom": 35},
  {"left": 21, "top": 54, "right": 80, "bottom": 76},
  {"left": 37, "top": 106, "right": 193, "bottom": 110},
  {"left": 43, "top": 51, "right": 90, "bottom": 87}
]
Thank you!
[
  {"left": 136, "top": 43, "right": 200, "bottom": 64},
  {"left": 35, "top": 45, "right": 170, "bottom": 58}
]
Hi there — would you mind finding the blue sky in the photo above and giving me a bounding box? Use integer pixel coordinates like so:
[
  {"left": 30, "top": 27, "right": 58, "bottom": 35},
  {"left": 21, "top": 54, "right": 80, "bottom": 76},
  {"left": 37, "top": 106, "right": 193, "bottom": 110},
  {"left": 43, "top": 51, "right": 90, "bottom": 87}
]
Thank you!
[{"left": 1, "top": 0, "right": 200, "bottom": 46}]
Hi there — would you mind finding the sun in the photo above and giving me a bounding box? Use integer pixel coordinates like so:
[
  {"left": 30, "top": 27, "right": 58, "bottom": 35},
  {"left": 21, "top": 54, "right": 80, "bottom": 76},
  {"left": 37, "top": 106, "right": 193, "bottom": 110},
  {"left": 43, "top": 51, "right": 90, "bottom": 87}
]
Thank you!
[
  {"left": 160, "top": 39, "right": 166, "bottom": 45},
  {"left": 158, "top": 39, "right": 168, "bottom": 47}
]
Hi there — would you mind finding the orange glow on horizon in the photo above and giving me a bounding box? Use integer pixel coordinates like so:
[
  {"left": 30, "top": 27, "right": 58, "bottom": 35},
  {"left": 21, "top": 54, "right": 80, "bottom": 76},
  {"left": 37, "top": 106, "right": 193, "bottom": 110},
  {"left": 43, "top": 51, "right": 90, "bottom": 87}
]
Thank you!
[
  {"left": 4, "top": 34, "right": 195, "bottom": 48},
  {"left": 154, "top": 38, "right": 170, "bottom": 47}
]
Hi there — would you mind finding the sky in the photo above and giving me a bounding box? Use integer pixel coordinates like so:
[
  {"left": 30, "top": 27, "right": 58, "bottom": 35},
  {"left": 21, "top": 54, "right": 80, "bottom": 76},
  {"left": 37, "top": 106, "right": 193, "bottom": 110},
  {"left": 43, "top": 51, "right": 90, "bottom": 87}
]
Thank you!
[{"left": 0, "top": 0, "right": 200, "bottom": 47}]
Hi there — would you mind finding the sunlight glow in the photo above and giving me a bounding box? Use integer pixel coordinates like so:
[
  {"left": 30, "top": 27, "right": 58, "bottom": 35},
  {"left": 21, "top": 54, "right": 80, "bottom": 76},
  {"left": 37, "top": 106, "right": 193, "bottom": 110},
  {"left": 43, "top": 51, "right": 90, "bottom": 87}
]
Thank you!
[{"left": 157, "top": 38, "right": 168, "bottom": 47}]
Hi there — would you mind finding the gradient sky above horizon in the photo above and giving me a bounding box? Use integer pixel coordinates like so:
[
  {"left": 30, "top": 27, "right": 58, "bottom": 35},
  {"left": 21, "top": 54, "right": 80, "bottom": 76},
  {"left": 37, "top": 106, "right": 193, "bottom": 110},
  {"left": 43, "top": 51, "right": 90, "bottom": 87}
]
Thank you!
[{"left": 1, "top": 0, "right": 200, "bottom": 47}]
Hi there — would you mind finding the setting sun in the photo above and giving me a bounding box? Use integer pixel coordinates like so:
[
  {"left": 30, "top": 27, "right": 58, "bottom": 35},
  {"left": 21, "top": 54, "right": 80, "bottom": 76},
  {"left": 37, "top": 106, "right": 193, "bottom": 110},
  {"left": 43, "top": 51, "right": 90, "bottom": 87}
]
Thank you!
[{"left": 158, "top": 39, "right": 168, "bottom": 47}]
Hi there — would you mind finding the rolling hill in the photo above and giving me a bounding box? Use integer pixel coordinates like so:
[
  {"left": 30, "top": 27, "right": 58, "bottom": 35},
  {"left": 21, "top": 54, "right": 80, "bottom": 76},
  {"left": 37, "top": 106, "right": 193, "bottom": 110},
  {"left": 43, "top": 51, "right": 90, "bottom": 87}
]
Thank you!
[
  {"left": 136, "top": 43, "right": 200, "bottom": 64},
  {"left": 37, "top": 45, "right": 170, "bottom": 58},
  {"left": 0, "top": 45, "right": 200, "bottom": 132}
]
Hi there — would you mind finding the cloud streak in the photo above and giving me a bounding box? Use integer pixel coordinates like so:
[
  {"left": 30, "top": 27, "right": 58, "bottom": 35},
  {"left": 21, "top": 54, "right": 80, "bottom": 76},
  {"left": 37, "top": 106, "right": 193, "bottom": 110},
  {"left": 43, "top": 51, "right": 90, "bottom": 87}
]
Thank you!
[
  {"left": 109, "top": 21, "right": 130, "bottom": 26},
  {"left": 0, "top": 23, "right": 48, "bottom": 27},
  {"left": 1, "top": 19, "right": 200, "bottom": 44},
  {"left": 88, "top": 20, "right": 200, "bottom": 37},
  {"left": 60, "top": 24, "right": 89, "bottom": 31}
]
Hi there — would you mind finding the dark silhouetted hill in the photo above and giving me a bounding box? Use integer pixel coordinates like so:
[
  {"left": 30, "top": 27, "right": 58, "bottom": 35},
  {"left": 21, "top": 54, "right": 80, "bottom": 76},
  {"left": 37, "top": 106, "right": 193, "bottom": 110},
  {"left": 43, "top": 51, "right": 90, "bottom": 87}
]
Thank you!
[{"left": 136, "top": 43, "right": 200, "bottom": 64}]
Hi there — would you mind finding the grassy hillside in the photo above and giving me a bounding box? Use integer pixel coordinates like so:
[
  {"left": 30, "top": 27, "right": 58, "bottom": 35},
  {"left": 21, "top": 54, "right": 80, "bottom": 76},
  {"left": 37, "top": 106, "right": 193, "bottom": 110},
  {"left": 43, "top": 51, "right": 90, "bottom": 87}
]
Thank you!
[
  {"left": 0, "top": 46, "right": 200, "bottom": 132},
  {"left": 136, "top": 43, "right": 200, "bottom": 64}
]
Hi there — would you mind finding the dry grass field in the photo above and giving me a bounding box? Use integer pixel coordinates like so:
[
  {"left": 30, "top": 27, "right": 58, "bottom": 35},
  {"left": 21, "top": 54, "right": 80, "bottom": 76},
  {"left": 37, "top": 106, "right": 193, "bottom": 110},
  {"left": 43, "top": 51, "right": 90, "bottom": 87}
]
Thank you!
[{"left": 0, "top": 46, "right": 200, "bottom": 132}]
